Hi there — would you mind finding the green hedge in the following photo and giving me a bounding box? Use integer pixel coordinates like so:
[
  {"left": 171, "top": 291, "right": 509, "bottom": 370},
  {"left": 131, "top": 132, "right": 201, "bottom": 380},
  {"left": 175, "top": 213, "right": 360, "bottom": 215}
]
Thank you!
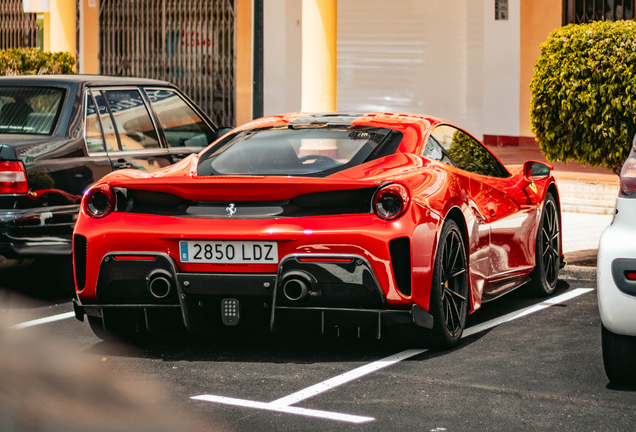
[
  {"left": 0, "top": 48, "right": 75, "bottom": 76},
  {"left": 530, "top": 21, "right": 636, "bottom": 175}
]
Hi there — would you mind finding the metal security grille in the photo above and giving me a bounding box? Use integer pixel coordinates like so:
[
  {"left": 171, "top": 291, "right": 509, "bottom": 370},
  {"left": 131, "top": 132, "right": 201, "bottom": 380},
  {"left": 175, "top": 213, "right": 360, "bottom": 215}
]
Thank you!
[
  {"left": 564, "top": 0, "right": 636, "bottom": 24},
  {"left": 0, "top": 0, "right": 38, "bottom": 50},
  {"left": 99, "top": 0, "right": 236, "bottom": 127}
]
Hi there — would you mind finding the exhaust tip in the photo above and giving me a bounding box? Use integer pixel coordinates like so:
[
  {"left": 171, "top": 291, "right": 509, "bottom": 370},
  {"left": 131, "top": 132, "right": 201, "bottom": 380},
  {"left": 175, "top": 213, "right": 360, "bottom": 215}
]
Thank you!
[
  {"left": 149, "top": 275, "right": 172, "bottom": 299},
  {"left": 283, "top": 278, "right": 309, "bottom": 302}
]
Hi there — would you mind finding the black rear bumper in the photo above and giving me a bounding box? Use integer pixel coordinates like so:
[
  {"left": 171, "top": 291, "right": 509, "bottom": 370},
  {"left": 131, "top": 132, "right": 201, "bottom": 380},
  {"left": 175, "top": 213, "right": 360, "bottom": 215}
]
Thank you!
[{"left": 75, "top": 251, "right": 435, "bottom": 337}]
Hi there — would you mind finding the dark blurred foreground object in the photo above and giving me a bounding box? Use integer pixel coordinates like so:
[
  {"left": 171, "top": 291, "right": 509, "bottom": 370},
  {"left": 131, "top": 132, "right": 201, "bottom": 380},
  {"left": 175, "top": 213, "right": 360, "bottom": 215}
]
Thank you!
[{"left": 0, "top": 312, "right": 230, "bottom": 432}]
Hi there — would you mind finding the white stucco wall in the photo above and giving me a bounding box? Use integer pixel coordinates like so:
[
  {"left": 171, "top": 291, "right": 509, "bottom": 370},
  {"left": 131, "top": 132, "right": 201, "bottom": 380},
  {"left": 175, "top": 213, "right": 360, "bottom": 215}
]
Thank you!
[
  {"left": 264, "top": 0, "right": 521, "bottom": 139},
  {"left": 264, "top": 0, "right": 302, "bottom": 116},
  {"left": 482, "top": 0, "right": 520, "bottom": 137}
]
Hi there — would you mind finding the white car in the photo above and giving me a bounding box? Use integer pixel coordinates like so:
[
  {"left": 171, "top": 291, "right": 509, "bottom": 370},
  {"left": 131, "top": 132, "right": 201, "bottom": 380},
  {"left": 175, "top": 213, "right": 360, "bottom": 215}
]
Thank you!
[{"left": 598, "top": 139, "right": 636, "bottom": 385}]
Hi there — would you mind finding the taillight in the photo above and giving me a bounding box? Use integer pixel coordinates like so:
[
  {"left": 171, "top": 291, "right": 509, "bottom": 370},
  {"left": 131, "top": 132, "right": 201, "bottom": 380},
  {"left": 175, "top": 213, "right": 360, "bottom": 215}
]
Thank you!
[
  {"left": 620, "top": 158, "right": 636, "bottom": 195},
  {"left": 0, "top": 161, "right": 29, "bottom": 194},
  {"left": 373, "top": 184, "right": 410, "bottom": 220},
  {"left": 83, "top": 185, "right": 116, "bottom": 218}
]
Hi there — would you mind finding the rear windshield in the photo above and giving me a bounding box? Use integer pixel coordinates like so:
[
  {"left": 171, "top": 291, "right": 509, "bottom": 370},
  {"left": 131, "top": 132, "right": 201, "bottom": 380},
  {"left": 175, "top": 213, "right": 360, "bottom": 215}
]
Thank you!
[
  {"left": 197, "top": 125, "right": 402, "bottom": 177},
  {"left": 0, "top": 86, "right": 65, "bottom": 135}
]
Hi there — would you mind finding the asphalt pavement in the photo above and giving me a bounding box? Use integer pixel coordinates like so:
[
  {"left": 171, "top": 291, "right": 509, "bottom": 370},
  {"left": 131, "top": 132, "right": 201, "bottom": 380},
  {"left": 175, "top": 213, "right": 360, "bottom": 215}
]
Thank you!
[
  {"left": 0, "top": 198, "right": 626, "bottom": 431},
  {"left": 2, "top": 278, "right": 631, "bottom": 431}
]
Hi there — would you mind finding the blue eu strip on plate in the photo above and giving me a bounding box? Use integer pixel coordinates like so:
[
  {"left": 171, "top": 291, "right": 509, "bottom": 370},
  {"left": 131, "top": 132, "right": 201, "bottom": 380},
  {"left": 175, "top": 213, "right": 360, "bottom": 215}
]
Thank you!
[{"left": 180, "top": 241, "right": 189, "bottom": 262}]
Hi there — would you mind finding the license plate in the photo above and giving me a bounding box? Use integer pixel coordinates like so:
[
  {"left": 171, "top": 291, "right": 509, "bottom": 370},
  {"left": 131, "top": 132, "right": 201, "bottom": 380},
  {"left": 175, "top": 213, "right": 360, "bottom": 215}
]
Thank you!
[{"left": 179, "top": 241, "right": 278, "bottom": 264}]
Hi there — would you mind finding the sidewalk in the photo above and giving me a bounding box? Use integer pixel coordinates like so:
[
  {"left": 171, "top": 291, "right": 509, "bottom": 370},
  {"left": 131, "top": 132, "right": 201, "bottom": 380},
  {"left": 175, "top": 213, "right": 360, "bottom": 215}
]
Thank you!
[
  {"left": 488, "top": 143, "right": 619, "bottom": 215},
  {"left": 487, "top": 143, "right": 617, "bottom": 272},
  {"left": 561, "top": 212, "right": 611, "bottom": 264}
]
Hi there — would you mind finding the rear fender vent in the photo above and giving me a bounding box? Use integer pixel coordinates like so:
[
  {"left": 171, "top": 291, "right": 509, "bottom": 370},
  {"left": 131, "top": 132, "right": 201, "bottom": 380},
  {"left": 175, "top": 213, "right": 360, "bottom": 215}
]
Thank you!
[
  {"left": 389, "top": 237, "right": 412, "bottom": 297},
  {"left": 73, "top": 234, "right": 87, "bottom": 291}
]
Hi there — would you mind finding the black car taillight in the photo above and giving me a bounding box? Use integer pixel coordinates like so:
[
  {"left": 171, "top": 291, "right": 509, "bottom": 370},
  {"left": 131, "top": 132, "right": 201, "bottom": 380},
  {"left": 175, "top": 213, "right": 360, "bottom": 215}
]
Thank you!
[
  {"left": 83, "top": 185, "right": 116, "bottom": 218},
  {"left": 0, "top": 161, "right": 29, "bottom": 194},
  {"left": 373, "top": 183, "right": 410, "bottom": 220}
]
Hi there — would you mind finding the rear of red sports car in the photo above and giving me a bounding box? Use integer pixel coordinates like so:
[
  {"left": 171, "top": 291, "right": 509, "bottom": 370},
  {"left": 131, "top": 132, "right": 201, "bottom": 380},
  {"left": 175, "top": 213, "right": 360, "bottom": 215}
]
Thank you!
[
  {"left": 73, "top": 113, "right": 450, "bottom": 342},
  {"left": 75, "top": 112, "right": 541, "bottom": 346}
]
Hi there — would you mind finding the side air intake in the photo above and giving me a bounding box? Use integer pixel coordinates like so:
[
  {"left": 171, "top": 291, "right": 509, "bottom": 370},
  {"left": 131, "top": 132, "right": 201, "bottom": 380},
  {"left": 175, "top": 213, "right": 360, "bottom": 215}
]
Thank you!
[
  {"left": 73, "top": 234, "right": 87, "bottom": 291},
  {"left": 389, "top": 237, "right": 412, "bottom": 297}
]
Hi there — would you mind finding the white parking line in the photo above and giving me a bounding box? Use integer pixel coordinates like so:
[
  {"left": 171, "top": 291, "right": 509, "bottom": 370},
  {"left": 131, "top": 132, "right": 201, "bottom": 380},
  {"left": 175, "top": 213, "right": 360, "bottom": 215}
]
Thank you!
[
  {"left": 269, "top": 349, "right": 426, "bottom": 407},
  {"left": 11, "top": 311, "right": 75, "bottom": 329},
  {"left": 463, "top": 288, "right": 594, "bottom": 337},
  {"left": 192, "top": 287, "right": 594, "bottom": 423},
  {"left": 191, "top": 395, "right": 375, "bottom": 424}
]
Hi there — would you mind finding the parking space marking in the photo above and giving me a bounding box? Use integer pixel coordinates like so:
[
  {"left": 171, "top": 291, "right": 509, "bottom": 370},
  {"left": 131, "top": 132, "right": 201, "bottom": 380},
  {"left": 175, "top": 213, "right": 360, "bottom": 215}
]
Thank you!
[
  {"left": 11, "top": 311, "right": 75, "bottom": 329},
  {"left": 192, "top": 287, "right": 594, "bottom": 423},
  {"left": 463, "top": 288, "right": 594, "bottom": 337},
  {"left": 191, "top": 395, "right": 375, "bottom": 424},
  {"left": 269, "top": 349, "right": 426, "bottom": 407}
]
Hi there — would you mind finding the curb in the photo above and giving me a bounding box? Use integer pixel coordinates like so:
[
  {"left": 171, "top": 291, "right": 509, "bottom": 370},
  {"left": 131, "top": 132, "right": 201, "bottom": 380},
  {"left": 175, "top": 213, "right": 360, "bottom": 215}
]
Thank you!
[{"left": 559, "top": 265, "right": 597, "bottom": 283}]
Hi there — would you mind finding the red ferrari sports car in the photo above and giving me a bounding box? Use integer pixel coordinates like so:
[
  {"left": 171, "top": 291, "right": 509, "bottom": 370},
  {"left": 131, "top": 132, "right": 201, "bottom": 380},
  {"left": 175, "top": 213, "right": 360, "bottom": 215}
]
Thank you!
[{"left": 72, "top": 112, "right": 562, "bottom": 347}]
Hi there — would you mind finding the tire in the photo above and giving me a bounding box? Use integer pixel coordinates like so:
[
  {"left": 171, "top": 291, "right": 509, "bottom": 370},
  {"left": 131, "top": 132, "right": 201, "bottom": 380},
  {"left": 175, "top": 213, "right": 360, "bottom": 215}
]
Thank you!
[
  {"left": 602, "top": 324, "right": 636, "bottom": 385},
  {"left": 528, "top": 192, "right": 560, "bottom": 296},
  {"left": 419, "top": 220, "right": 469, "bottom": 349}
]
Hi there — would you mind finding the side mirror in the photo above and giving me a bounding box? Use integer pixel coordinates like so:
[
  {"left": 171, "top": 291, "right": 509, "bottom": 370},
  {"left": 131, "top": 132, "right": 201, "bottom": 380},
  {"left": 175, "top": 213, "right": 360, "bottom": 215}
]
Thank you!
[
  {"left": 523, "top": 160, "right": 552, "bottom": 180},
  {"left": 519, "top": 160, "right": 552, "bottom": 189}
]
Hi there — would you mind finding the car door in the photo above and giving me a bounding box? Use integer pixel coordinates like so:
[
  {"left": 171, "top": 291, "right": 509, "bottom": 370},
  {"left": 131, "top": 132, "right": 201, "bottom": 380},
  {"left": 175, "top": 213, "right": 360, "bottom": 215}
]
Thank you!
[
  {"left": 80, "top": 89, "right": 115, "bottom": 192},
  {"left": 90, "top": 87, "right": 173, "bottom": 172},
  {"left": 435, "top": 125, "right": 536, "bottom": 288},
  {"left": 142, "top": 87, "right": 218, "bottom": 163},
  {"left": 427, "top": 126, "right": 491, "bottom": 294}
]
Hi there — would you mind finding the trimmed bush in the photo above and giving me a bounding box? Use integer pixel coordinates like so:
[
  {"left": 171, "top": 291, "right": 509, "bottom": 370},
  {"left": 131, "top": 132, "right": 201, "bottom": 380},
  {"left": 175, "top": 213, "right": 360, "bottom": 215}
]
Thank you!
[
  {"left": 0, "top": 48, "right": 75, "bottom": 76},
  {"left": 530, "top": 21, "right": 636, "bottom": 175}
]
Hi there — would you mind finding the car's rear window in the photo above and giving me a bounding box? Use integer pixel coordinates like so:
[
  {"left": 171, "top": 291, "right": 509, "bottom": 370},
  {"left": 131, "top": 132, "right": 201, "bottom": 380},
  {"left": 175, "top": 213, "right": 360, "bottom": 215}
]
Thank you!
[
  {"left": 197, "top": 125, "right": 402, "bottom": 177},
  {"left": 0, "top": 86, "right": 65, "bottom": 135}
]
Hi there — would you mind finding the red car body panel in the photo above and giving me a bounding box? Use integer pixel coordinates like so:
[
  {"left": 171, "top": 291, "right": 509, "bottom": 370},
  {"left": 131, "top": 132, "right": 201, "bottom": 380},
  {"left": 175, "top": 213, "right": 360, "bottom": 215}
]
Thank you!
[{"left": 73, "top": 112, "right": 561, "bottom": 332}]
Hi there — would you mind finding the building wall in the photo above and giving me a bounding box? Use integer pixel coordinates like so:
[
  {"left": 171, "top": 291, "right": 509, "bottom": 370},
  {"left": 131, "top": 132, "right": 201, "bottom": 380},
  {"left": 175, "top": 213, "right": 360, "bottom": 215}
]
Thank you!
[
  {"left": 262, "top": 0, "right": 561, "bottom": 143},
  {"left": 337, "top": 0, "right": 487, "bottom": 139},
  {"left": 79, "top": 0, "right": 99, "bottom": 74},
  {"left": 519, "top": 0, "right": 562, "bottom": 138},
  {"left": 236, "top": 0, "right": 253, "bottom": 126},
  {"left": 482, "top": 0, "right": 520, "bottom": 139},
  {"left": 48, "top": 0, "right": 76, "bottom": 57},
  {"left": 264, "top": 0, "right": 302, "bottom": 116}
]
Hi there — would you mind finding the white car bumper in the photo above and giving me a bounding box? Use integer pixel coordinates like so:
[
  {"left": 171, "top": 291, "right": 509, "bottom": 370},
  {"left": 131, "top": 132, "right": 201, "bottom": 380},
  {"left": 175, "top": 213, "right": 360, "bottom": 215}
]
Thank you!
[{"left": 598, "top": 197, "right": 636, "bottom": 336}]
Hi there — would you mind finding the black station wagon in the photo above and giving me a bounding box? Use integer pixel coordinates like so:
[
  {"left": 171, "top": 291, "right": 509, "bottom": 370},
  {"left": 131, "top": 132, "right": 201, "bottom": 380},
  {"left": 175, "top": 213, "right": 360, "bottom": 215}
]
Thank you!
[{"left": 0, "top": 75, "right": 226, "bottom": 269}]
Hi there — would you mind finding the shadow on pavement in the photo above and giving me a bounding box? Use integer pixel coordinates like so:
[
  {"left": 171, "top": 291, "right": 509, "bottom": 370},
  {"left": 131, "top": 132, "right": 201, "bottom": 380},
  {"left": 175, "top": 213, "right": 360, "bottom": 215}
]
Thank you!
[
  {"left": 82, "top": 279, "right": 582, "bottom": 365},
  {"left": 0, "top": 258, "right": 76, "bottom": 306}
]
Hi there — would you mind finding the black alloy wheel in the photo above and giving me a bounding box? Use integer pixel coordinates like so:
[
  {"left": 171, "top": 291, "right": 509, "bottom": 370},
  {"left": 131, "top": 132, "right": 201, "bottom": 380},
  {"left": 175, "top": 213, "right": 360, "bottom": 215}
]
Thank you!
[
  {"left": 529, "top": 192, "right": 560, "bottom": 296},
  {"left": 420, "top": 219, "right": 469, "bottom": 348}
]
